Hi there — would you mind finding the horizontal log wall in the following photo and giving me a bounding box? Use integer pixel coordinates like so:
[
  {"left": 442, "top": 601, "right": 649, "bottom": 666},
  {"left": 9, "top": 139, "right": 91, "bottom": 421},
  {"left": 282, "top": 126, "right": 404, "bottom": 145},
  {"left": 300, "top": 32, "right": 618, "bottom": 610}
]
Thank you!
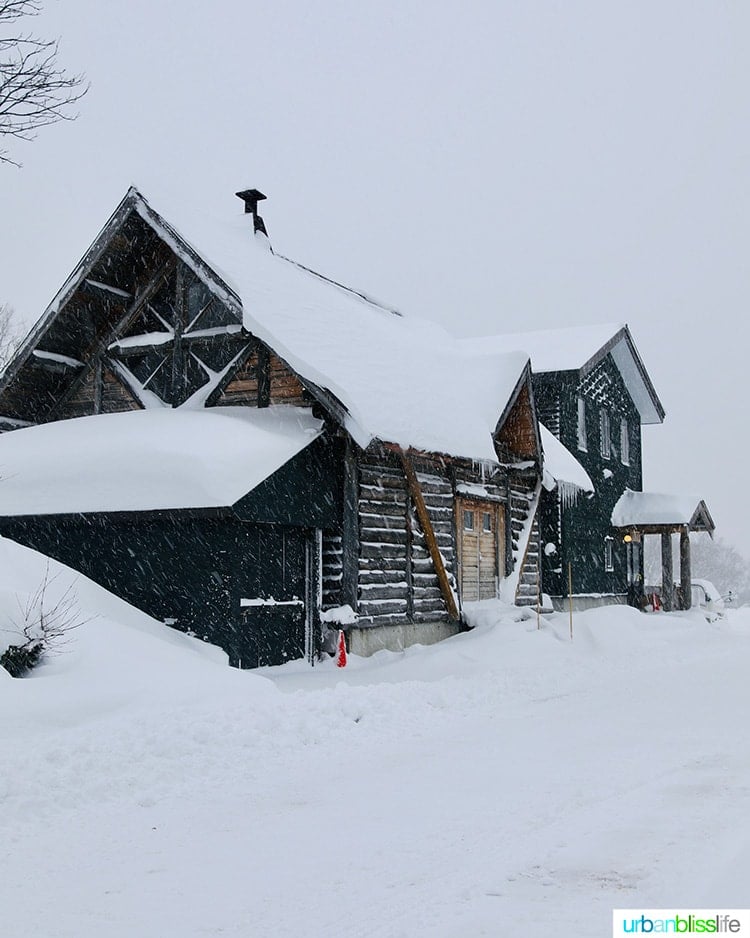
[
  {"left": 57, "top": 368, "right": 98, "bottom": 419},
  {"left": 357, "top": 460, "right": 410, "bottom": 624},
  {"left": 410, "top": 470, "right": 455, "bottom": 622},
  {"left": 353, "top": 453, "right": 541, "bottom": 626},
  {"left": 101, "top": 366, "right": 141, "bottom": 413},
  {"left": 321, "top": 530, "right": 343, "bottom": 610},
  {"left": 213, "top": 350, "right": 260, "bottom": 406},
  {"left": 213, "top": 348, "right": 308, "bottom": 408},
  {"left": 55, "top": 365, "right": 141, "bottom": 419},
  {"left": 356, "top": 455, "right": 455, "bottom": 627}
]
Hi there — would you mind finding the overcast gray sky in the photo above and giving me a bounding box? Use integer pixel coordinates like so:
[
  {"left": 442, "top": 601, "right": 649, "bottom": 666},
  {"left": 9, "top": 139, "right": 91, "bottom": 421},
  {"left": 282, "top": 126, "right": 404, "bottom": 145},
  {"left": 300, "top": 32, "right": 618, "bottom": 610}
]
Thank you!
[{"left": 1, "top": 1, "right": 748, "bottom": 553}]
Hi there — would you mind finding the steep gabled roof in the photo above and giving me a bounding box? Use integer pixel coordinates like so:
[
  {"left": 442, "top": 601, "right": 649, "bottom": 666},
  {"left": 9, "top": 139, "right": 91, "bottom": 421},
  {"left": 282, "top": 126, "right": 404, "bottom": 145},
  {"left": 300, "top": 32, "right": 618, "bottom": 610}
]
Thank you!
[
  {"left": 136, "top": 188, "right": 532, "bottom": 461},
  {"left": 1, "top": 186, "right": 533, "bottom": 464},
  {"left": 460, "top": 323, "right": 665, "bottom": 425}
]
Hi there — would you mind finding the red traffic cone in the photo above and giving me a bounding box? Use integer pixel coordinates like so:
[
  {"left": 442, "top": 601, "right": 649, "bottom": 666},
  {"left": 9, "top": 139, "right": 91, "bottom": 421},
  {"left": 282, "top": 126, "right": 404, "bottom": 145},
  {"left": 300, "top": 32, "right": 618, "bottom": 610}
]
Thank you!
[{"left": 336, "top": 630, "right": 348, "bottom": 668}]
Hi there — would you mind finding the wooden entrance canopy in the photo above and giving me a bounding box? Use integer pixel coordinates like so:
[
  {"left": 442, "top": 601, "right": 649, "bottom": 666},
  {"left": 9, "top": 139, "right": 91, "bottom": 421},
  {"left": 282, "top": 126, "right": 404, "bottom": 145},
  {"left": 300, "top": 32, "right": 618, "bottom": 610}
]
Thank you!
[{"left": 611, "top": 490, "right": 715, "bottom": 611}]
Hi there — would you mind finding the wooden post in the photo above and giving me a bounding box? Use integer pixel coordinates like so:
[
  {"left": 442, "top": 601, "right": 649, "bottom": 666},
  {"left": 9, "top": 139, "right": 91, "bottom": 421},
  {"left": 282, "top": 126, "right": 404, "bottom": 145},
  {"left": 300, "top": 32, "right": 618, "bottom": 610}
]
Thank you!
[
  {"left": 401, "top": 453, "right": 460, "bottom": 622},
  {"left": 93, "top": 358, "right": 103, "bottom": 415},
  {"left": 257, "top": 344, "right": 270, "bottom": 407},
  {"left": 536, "top": 587, "right": 541, "bottom": 630},
  {"left": 568, "top": 562, "right": 574, "bottom": 640},
  {"left": 661, "top": 531, "right": 674, "bottom": 612},
  {"left": 171, "top": 263, "right": 185, "bottom": 406},
  {"left": 680, "top": 527, "right": 692, "bottom": 611}
]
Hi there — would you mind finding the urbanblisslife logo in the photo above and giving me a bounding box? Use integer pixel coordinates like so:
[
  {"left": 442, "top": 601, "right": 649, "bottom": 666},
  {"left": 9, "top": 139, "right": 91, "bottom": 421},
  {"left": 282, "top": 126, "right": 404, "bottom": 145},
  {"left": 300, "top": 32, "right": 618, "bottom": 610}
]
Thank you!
[{"left": 613, "top": 910, "right": 750, "bottom": 936}]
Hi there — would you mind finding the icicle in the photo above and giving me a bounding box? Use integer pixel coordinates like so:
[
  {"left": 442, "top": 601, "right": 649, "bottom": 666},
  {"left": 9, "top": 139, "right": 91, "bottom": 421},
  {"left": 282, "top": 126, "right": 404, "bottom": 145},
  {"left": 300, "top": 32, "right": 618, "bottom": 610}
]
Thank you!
[{"left": 558, "top": 481, "right": 582, "bottom": 509}]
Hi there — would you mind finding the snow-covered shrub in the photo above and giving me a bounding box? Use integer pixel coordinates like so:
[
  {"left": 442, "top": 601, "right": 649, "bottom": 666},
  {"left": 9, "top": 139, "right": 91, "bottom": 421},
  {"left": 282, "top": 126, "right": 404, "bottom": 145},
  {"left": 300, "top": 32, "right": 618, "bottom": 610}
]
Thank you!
[
  {"left": 0, "top": 562, "right": 88, "bottom": 677},
  {"left": 0, "top": 639, "right": 43, "bottom": 677}
]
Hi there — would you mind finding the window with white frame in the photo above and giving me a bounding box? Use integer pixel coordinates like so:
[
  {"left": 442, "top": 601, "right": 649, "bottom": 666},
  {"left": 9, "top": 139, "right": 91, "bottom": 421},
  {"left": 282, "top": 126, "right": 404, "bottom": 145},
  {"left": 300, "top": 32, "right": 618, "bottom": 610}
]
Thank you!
[
  {"left": 577, "top": 397, "right": 587, "bottom": 451},
  {"left": 620, "top": 417, "right": 630, "bottom": 466},
  {"left": 600, "top": 408, "right": 611, "bottom": 459},
  {"left": 604, "top": 537, "right": 614, "bottom": 572}
]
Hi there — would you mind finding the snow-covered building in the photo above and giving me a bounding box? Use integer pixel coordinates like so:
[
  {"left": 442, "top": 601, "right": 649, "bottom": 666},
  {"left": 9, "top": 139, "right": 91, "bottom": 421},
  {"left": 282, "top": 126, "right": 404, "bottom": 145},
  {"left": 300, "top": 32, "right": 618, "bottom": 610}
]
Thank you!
[
  {"left": 0, "top": 187, "right": 546, "bottom": 666},
  {"left": 462, "top": 325, "right": 715, "bottom": 611}
]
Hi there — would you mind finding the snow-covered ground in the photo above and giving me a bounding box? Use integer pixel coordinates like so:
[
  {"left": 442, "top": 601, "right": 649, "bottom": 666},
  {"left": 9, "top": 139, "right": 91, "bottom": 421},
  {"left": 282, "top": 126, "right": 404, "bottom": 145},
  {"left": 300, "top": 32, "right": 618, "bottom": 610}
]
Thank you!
[{"left": 2, "top": 536, "right": 749, "bottom": 938}]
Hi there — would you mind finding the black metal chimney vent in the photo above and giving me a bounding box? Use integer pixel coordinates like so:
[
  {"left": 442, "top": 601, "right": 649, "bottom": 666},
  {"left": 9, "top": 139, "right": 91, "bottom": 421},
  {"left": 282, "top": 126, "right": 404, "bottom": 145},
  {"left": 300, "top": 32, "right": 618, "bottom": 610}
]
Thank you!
[{"left": 235, "top": 188, "right": 268, "bottom": 236}]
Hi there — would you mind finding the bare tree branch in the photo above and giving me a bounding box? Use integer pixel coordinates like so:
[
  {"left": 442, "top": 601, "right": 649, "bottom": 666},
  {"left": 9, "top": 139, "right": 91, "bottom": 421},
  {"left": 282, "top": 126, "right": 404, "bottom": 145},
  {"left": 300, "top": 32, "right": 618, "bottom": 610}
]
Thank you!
[
  {"left": 0, "top": 0, "right": 88, "bottom": 166},
  {"left": 1, "top": 560, "right": 93, "bottom": 675},
  {"left": 0, "top": 302, "right": 20, "bottom": 367}
]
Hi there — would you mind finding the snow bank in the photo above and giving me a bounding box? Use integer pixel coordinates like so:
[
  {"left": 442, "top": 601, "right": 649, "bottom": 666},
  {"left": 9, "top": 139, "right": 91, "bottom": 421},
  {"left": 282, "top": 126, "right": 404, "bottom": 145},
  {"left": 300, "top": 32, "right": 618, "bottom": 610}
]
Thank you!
[{"left": 2, "top": 535, "right": 750, "bottom": 938}]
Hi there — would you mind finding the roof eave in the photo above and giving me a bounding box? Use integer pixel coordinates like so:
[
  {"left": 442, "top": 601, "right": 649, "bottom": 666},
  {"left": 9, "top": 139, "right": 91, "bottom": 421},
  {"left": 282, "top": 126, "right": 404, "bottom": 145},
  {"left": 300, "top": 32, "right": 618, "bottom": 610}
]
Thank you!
[
  {"left": 579, "top": 325, "right": 665, "bottom": 426},
  {"left": 130, "top": 188, "right": 243, "bottom": 319},
  {"left": 0, "top": 187, "right": 143, "bottom": 399}
]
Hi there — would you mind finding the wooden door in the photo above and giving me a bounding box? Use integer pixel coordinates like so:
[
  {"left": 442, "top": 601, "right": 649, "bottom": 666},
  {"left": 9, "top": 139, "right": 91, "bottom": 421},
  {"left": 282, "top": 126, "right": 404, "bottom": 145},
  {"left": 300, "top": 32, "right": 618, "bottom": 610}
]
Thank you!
[{"left": 457, "top": 499, "right": 504, "bottom": 602}]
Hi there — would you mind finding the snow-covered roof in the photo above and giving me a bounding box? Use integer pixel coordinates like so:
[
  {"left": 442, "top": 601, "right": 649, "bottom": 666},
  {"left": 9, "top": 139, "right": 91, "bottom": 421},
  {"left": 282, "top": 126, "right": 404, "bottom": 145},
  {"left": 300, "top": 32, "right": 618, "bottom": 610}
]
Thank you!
[
  {"left": 540, "top": 425, "right": 594, "bottom": 494},
  {"left": 462, "top": 324, "right": 622, "bottom": 373},
  {"left": 611, "top": 490, "right": 714, "bottom": 533},
  {"left": 460, "top": 324, "right": 665, "bottom": 426},
  {"left": 0, "top": 406, "right": 323, "bottom": 516},
  {"left": 125, "top": 189, "right": 530, "bottom": 463}
]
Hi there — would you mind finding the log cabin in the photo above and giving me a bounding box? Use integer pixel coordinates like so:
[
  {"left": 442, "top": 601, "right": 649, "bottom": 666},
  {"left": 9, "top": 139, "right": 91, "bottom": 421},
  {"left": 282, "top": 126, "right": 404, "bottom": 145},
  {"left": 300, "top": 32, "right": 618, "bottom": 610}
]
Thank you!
[{"left": 0, "top": 186, "right": 555, "bottom": 667}]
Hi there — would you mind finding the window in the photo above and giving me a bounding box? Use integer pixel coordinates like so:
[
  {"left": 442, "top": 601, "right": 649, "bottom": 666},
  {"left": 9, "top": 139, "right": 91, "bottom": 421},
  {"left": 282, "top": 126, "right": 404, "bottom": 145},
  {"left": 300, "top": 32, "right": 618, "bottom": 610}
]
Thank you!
[
  {"left": 600, "top": 408, "right": 611, "bottom": 459},
  {"left": 577, "top": 397, "right": 587, "bottom": 451},
  {"left": 604, "top": 537, "right": 614, "bottom": 572},
  {"left": 620, "top": 417, "right": 630, "bottom": 466},
  {"left": 482, "top": 512, "right": 492, "bottom": 532},
  {"left": 463, "top": 510, "right": 474, "bottom": 531}
]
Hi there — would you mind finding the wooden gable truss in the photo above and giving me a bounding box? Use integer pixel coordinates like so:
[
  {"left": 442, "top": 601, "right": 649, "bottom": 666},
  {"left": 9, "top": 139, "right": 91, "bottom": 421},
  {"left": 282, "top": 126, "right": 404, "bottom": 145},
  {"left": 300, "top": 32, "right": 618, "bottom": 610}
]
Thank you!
[{"left": 0, "top": 191, "right": 332, "bottom": 429}]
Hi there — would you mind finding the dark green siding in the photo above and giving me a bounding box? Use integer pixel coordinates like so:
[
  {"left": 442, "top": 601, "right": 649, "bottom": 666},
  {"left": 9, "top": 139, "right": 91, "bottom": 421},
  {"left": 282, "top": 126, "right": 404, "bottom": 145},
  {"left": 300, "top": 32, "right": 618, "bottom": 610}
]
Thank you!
[
  {"left": 233, "top": 434, "right": 341, "bottom": 527},
  {"left": 0, "top": 438, "right": 341, "bottom": 668},
  {"left": 536, "top": 354, "right": 643, "bottom": 598}
]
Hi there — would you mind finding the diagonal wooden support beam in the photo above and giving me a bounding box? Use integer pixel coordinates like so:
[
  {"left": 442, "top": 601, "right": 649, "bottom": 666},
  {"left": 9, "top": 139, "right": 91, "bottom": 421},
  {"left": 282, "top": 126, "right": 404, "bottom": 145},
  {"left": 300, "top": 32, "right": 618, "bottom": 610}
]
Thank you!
[
  {"left": 50, "top": 257, "right": 177, "bottom": 419},
  {"left": 401, "top": 452, "right": 460, "bottom": 622}
]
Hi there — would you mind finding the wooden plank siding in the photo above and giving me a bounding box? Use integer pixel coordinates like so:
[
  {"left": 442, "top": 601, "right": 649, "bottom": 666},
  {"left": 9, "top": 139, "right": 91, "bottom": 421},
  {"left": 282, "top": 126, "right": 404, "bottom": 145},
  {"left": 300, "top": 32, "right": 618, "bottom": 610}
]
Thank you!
[
  {"left": 212, "top": 349, "right": 260, "bottom": 406},
  {"left": 410, "top": 470, "right": 456, "bottom": 621},
  {"left": 211, "top": 347, "right": 308, "bottom": 409},
  {"left": 268, "top": 353, "right": 307, "bottom": 406},
  {"left": 496, "top": 383, "right": 538, "bottom": 460}
]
